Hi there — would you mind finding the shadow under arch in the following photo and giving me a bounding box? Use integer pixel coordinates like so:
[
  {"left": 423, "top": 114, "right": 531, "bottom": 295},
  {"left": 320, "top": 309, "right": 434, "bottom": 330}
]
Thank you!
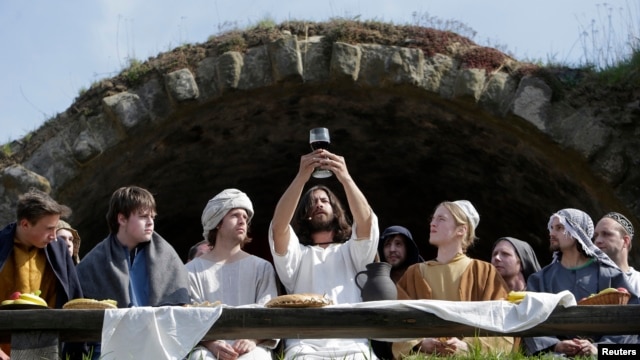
[{"left": 55, "top": 81, "right": 619, "bottom": 267}]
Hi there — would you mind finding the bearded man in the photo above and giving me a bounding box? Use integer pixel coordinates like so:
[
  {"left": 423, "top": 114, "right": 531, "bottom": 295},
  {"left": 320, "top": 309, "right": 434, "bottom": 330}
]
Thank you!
[
  {"left": 524, "top": 208, "right": 638, "bottom": 357},
  {"left": 269, "top": 148, "right": 379, "bottom": 360}
]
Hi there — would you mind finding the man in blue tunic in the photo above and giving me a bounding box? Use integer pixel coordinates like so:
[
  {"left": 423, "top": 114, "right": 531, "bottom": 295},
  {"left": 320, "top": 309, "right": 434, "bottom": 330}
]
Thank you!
[
  {"left": 76, "top": 186, "right": 190, "bottom": 359},
  {"left": 525, "top": 208, "right": 638, "bottom": 357}
]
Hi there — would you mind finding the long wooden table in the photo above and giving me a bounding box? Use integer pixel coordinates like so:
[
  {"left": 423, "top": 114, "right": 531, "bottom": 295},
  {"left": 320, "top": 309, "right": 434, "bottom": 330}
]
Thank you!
[{"left": 1, "top": 305, "right": 639, "bottom": 359}]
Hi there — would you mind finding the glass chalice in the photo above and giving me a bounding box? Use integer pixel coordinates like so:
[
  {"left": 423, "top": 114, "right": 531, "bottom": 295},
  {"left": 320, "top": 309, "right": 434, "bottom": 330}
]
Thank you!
[{"left": 309, "top": 127, "right": 332, "bottom": 178}]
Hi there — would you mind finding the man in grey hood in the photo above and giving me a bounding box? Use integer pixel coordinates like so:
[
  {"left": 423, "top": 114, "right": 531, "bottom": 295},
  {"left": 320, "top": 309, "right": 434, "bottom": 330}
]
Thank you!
[{"left": 491, "top": 237, "right": 541, "bottom": 291}]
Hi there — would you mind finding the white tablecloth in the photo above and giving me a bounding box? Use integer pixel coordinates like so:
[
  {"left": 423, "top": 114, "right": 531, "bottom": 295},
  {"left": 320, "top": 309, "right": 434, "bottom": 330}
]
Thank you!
[
  {"left": 334, "top": 290, "right": 576, "bottom": 341},
  {"left": 100, "top": 291, "right": 576, "bottom": 359},
  {"left": 101, "top": 306, "right": 223, "bottom": 360}
]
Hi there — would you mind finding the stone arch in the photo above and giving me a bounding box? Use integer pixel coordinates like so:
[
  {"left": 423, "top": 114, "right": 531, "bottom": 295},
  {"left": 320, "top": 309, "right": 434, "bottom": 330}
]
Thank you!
[{"left": 1, "top": 27, "right": 638, "bottom": 266}]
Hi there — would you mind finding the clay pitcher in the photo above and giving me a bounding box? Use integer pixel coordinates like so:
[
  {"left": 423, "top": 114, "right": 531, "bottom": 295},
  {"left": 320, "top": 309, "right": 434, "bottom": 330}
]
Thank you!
[{"left": 355, "top": 262, "right": 397, "bottom": 301}]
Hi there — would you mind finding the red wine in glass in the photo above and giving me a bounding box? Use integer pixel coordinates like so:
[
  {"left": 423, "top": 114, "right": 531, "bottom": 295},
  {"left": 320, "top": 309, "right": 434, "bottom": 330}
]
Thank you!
[
  {"left": 309, "top": 128, "right": 332, "bottom": 178},
  {"left": 310, "top": 140, "right": 330, "bottom": 150}
]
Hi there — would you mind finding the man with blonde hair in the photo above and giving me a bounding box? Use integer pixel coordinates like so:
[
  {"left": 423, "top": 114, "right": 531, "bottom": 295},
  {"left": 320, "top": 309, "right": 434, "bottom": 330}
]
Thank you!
[{"left": 393, "top": 200, "right": 511, "bottom": 358}]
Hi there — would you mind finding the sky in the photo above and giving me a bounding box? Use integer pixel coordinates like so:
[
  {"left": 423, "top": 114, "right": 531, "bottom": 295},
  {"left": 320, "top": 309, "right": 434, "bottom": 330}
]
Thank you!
[{"left": 1, "top": 0, "right": 636, "bottom": 143}]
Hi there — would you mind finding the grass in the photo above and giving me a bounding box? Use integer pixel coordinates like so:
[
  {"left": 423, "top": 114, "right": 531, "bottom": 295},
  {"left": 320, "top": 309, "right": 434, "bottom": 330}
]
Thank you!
[
  {"left": 592, "top": 48, "right": 640, "bottom": 86},
  {"left": 62, "top": 343, "right": 600, "bottom": 360},
  {"left": 575, "top": 2, "right": 640, "bottom": 70},
  {"left": 120, "top": 57, "right": 152, "bottom": 87},
  {"left": 269, "top": 340, "right": 599, "bottom": 360}
]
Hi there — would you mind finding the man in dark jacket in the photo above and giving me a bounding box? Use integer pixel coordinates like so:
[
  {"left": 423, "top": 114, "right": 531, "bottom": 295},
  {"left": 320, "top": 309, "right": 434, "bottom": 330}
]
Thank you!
[
  {"left": 378, "top": 225, "right": 424, "bottom": 283},
  {"left": 372, "top": 225, "right": 424, "bottom": 359},
  {"left": 0, "top": 189, "right": 83, "bottom": 358}
]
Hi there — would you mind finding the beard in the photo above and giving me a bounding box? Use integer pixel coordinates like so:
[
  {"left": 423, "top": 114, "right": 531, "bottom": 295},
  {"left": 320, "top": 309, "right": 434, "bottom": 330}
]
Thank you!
[
  {"left": 549, "top": 242, "right": 560, "bottom": 252},
  {"left": 309, "top": 217, "right": 334, "bottom": 232}
]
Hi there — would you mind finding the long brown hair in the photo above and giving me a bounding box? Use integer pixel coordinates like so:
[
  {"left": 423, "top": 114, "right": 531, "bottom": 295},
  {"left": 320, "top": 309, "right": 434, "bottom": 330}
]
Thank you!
[
  {"left": 294, "top": 185, "right": 352, "bottom": 245},
  {"left": 205, "top": 218, "right": 253, "bottom": 248}
]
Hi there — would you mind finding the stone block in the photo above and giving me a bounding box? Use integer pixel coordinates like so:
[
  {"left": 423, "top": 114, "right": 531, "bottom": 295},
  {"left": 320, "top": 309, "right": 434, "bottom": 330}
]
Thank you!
[
  {"left": 238, "top": 46, "right": 274, "bottom": 90},
  {"left": 135, "top": 76, "right": 172, "bottom": 123},
  {"left": 216, "top": 51, "right": 243, "bottom": 92},
  {"left": 358, "top": 44, "right": 424, "bottom": 87},
  {"left": 422, "top": 54, "right": 454, "bottom": 94},
  {"left": 0, "top": 165, "right": 51, "bottom": 225},
  {"left": 165, "top": 68, "right": 199, "bottom": 102},
  {"left": 196, "top": 57, "right": 220, "bottom": 101},
  {"left": 453, "top": 68, "right": 486, "bottom": 101},
  {"left": 268, "top": 35, "right": 303, "bottom": 82},
  {"left": 550, "top": 109, "right": 610, "bottom": 159},
  {"left": 72, "top": 130, "right": 102, "bottom": 164},
  {"left": 512, "top": 76, "right": 552, "bottom": 131},
  {"left": 479, "top": 72, "right": 518, "bottom": 116},
  {"left": 0, "top": 164, "right": 50, "bottom": 195},
  {"left": 330, "top": 42, "right": 361, "bottom": 82},
  {"left": 300, "top": 36, "right": 330, "bottom": 83},
  {"left": 22, "top": 132, "right": 78, "bottom": 189},
  {"left": 102, "top": 92, "right": 151, "bottom": 129}
]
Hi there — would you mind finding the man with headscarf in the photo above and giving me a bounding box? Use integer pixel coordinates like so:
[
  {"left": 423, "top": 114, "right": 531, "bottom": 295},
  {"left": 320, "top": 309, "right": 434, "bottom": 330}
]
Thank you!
[
  {"left": 524, "top": 208, "right": 638, "bottom": 357},
  {"left": 186, "top": 188, "right": 278, "bottom": 360},
  {"left": 594, "top": 212, "right": 640, "bottom": 295},
  {"left": 269, "top": 148, "right": 378, "bottom": 360},
  {"left": 491, "top": 237, "right": 541, "bottom": 291}
]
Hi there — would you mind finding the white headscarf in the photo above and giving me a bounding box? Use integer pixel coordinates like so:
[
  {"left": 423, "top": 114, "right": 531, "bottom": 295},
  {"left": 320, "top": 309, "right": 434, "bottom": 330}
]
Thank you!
[
  {"left": 548, "top": 208, "right": 618, "bottom": 268},
  {"left": 201, "top": 189, "right": 254, "bottom": 240}
]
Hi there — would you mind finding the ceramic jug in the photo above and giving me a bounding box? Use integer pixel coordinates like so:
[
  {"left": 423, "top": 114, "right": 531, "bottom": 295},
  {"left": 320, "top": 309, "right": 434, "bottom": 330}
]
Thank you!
[{"left": 355, "top": 262, "right": 397, "bottom": 301}]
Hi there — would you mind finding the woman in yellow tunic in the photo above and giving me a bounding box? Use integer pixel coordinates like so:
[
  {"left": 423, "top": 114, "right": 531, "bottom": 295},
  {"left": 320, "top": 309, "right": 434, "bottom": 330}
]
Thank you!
[{"left": 392, "top": 200, "right": 512, "bottom": 359}]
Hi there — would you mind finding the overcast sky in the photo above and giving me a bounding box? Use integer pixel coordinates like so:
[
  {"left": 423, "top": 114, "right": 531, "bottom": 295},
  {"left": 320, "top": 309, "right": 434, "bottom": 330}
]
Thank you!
[{"left": 1, "top": 0, "right": 636, "bottom": 142}]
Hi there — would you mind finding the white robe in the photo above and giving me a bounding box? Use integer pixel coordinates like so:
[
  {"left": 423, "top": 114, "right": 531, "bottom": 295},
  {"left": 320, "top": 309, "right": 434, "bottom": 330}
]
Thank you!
[
  {"left": 625, "top": 267, "right": 640, "bottom": 296},
  {"left": 186, "top": 255, "right": 278, "bottom": 360},
  {"left": 269, "top": 214, "right": 379, "bottom": 360}
]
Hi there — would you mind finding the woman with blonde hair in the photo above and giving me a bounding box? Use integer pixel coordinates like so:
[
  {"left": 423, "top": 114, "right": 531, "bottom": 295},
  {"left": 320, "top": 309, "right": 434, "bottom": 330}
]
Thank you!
[{"left": 392, "top": 200, "right": 512, "bottom": 359}]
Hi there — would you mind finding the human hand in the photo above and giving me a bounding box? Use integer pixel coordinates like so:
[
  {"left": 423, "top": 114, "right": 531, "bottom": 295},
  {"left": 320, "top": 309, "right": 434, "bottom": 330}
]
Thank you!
[
  {"left": 298, "top": 150, "right": 324, "bottom": 180},
  {"left": 204, "top": 340, "right": 239, "bottom": 360},
  {"left": 573, "top": 338, "right": 597, "bottom": 357},
  {"left": 416, "top": 337, "right": 456, "bottom": 355},
  {"left": 0, "top": 348, "right": 9, "bottom": 360},
  {"left": 232, "top": 339, "right": 257, "bottom": 355},
  {"left": 443, "top": 337, "right": 468, "bottom": 354},
  {"left": 554, "top": 339, "right": 594, "bottom": 357},
  {"left": 317, "top": 150, "right": 350, "bottom": 183}
]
